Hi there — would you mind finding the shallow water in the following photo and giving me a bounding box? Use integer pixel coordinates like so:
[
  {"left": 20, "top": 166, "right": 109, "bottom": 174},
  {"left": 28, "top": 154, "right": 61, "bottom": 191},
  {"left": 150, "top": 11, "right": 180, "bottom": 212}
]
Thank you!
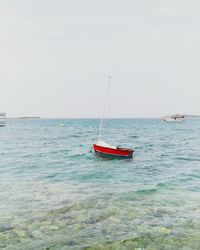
[{"left": 0, "top": 118, "right": 200, "bottom": 249}]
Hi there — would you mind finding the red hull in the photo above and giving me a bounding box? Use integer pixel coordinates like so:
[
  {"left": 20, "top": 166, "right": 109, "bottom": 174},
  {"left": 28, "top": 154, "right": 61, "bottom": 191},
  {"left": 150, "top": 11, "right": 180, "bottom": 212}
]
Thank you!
[{"left": 93, "top": 144, "right": 134, "bottom": 158}]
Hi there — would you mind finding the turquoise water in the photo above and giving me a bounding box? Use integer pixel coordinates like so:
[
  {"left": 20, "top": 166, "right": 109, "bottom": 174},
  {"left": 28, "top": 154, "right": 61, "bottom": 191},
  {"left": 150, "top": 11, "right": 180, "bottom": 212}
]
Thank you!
[{"left": 0, "top": 118, "right": 200, "bottom": 249}]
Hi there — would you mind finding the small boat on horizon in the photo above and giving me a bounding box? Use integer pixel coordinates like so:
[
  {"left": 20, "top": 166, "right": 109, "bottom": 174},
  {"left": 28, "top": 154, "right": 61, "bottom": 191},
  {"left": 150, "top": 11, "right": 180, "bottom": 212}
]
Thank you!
[
  {"left": 92, "top": 76, "right": 134, "bottom": 158},
  {"left": 162, "top": 114, "right": 185, "bottom": 123},
  {"left": 0, "top": 112, "right": 6, "bottom": 127}
]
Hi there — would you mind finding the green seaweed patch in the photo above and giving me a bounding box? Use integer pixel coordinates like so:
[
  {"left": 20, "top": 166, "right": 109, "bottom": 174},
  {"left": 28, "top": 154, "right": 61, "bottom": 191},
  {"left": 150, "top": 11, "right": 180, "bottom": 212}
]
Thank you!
[{"left": 83, "top": 233, "right": 193, "bottom": 250}]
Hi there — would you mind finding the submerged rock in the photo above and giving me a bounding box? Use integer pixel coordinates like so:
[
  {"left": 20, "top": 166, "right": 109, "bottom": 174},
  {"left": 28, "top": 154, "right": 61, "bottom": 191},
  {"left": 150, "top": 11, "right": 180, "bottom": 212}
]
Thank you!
[
  {"left": 48, "top": 225, "right": 59, "bottom": 231},
  {"left": 74, "top": 223, "right": 84, "bottom": 230},
  {"left": 0, "top": 224, "right": 13, "bottom": 232},
  {"left": 159, "top": 227, "right": 172, "bottom": 234},
  {"left": 108, "top": 216, "right": 121, "bottom": 223},
  {"left": 15, "top": 230, "right": 28, "bottom": 238},
  {"left": 31, "top": 230, "right": 43, "bottom": 238}
]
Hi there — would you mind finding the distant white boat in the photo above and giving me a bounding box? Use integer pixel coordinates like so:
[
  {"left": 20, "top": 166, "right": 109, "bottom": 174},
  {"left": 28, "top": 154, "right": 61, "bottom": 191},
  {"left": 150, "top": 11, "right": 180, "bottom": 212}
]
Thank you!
[
  {"left": 0, "top": 112, "right": 6, "bottom": 127},
  {"left": 162, "top": 114, "right": 185, "bottom": 123}
]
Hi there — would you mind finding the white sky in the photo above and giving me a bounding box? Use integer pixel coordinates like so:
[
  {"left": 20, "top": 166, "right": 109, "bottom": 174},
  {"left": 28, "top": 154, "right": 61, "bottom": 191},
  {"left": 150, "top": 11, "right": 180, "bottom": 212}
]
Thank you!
[{"left": 0, "top": 0, "right": 200, "bottom": 118}]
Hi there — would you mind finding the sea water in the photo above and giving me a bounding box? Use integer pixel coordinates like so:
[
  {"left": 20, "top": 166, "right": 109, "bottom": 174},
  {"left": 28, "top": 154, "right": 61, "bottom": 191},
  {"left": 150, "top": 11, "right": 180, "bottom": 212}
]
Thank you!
[{"left": 0, "top": 118, "right": 200, "bottom": 249}]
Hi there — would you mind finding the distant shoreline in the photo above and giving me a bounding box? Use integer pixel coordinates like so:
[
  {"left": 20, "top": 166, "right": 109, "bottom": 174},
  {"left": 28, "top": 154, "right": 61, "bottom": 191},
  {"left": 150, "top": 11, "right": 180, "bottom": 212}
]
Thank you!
[
  {"left": 5, "top": 116, "right": 200, "bottom": 120},
  {"left": 7, "top": 117, "right": 41, "bottom": 119}
]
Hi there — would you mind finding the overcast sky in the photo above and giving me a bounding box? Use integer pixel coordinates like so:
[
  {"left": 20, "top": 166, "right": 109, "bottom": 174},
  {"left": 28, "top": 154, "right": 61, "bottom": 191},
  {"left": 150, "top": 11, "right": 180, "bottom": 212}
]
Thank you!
[{"left": 0, "top": 0, "right": 200, "bottom": 118}]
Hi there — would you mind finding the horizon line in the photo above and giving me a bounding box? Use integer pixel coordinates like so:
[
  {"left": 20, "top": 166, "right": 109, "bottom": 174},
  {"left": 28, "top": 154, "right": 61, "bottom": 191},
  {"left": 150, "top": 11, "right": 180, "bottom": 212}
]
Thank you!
[{"left": 6, "top": 116, "right": 162, "bottom": 119}]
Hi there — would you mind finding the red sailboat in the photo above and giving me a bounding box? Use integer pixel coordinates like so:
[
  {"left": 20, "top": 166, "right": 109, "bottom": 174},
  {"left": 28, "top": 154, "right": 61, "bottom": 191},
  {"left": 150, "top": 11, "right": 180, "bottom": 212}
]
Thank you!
[
  {"left": 93, "top": 76, "right": 134, "bottom": 158},
  {"left": 93, "top": 141, "right": 134, "bottom": 158}
]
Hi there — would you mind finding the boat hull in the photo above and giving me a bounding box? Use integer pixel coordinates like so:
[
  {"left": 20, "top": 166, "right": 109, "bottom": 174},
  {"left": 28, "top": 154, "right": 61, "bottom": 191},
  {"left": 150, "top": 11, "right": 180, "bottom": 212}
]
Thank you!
[
  {"left": 162, "top": 114, "right": 185, "bottom": 123},
  {"left": 162, "top": 118, "right": 184, "bottom": 123},
  {"left": 93, "top": 144, "right": 134, "bottom": 158}
]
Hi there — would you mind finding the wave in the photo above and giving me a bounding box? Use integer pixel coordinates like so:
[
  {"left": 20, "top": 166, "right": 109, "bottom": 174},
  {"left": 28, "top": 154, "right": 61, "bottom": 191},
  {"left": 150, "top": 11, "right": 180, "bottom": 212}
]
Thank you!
[
  {"left": 129, "top": 135, "right": 139, "bottom": 139},
  {"left": 136, "top": 188, "right": 158, "bottom": 195},
  {"left": 176, "top": 156, "right": 200, "bottom": 162}
]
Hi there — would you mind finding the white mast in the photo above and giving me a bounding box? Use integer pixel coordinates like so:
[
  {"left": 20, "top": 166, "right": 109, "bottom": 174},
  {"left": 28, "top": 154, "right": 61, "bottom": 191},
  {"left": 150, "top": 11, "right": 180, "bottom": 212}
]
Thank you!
[{"left": 98, "top": 76, "right": 112, "bottom": 142}]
